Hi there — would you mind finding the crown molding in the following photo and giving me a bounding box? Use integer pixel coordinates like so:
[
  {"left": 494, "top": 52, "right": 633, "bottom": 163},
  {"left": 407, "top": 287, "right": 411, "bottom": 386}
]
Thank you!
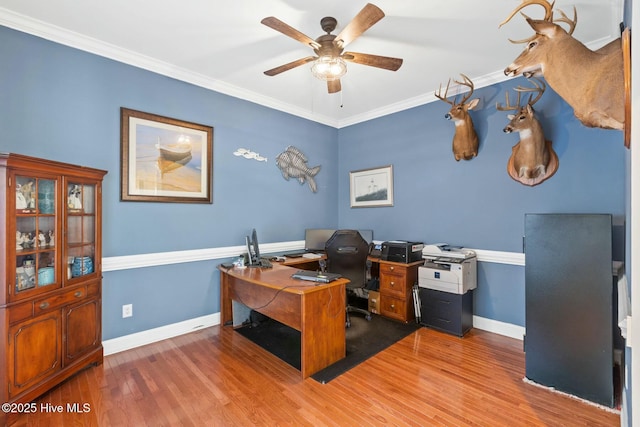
[
  {"left": 0, "top": 8, "right": 510, "bottom": 129},
  {"left": 0, "top": 8, "right": 619, "bottom": 130},
  {"left": 336, "top": 71, "right": 509, "bottom": 128},
  {"left": 0, "top": 8, "right": 340, "bottom": 127}
]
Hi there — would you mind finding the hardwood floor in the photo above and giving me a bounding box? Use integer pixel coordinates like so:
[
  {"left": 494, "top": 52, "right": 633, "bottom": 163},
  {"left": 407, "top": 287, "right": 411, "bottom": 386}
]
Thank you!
[{"left": 12, "top": 324, "right": 620, "bottom": 426}]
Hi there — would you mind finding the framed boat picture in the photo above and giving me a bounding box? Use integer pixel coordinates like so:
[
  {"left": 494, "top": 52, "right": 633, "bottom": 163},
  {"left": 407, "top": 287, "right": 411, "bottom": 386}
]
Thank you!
[{"left": 120, "top": 108, "right": 213, "bottom": 203}]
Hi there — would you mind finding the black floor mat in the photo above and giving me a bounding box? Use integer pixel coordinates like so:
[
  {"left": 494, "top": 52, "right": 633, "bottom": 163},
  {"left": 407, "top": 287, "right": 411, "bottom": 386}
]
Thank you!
[
  {"left": 236, "top": 318, "right": 302, "bottom": 370},
  {"left": 235, "top": 313, "right": 421, "bottom": 383}
]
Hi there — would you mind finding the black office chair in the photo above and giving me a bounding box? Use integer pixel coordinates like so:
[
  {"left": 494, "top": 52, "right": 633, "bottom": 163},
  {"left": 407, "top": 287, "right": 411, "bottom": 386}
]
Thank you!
[{"left": 324, "top": 229, "right": 372, "bottom": 328}]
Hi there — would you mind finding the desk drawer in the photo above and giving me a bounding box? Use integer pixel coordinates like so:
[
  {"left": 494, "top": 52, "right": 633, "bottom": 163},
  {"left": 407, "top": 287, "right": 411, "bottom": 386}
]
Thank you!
[
  {"left": 379, "top": 263, "right": 407, "bottom": 278},
  {"left": 380, "top": 295, "right": 408, "bottom": 321},
  {"left": 379, "top": 268, "right": 408, "bottom": 299}
]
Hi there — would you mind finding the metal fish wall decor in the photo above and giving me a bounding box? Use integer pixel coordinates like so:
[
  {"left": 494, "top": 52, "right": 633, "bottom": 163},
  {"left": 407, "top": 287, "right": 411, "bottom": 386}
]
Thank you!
[{"left": 275, "top": 146, "right": 321, "bottom": 193}]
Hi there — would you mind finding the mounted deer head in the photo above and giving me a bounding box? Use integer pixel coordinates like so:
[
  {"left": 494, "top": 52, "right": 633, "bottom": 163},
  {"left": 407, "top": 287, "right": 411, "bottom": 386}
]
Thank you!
[
  {"left": 500, "top": 0, "right": 623, "bottom": 130},
  {"left": 496, "top": 77, "right": 559, "bottom": 186},
  {"left": 435, "top": 74, "right": 480, "bottom": 161}
]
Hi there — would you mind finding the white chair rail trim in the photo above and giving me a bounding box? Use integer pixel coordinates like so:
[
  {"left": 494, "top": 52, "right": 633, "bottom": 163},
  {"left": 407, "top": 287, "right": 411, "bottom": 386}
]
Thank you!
[{"left": 102, "top": 242, "right": 525, "bottom": 272}]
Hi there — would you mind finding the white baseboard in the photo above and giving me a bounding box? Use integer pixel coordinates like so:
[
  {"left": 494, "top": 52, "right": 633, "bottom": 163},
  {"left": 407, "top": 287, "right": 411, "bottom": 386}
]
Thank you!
[
  {"left": 473, "top": 315, "right": 525, "bottom": 340},
  {"left": 103, "top": 313, "right": 220, "bottom": 356},
  {"left": 103, "top": 312, "right": 523, "bottom": 356}
]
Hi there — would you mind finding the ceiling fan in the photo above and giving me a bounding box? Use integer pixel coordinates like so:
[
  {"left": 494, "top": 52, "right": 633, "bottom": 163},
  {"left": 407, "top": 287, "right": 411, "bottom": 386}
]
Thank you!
[{"left": 261, "top": 3, "right": 403, "bottom": 94}]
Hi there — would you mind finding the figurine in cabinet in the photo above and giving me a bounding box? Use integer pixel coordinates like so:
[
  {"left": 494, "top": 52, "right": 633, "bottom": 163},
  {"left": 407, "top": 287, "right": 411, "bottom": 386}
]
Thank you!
[
  {"left": 21, "top": 180, "right": 35, "bottom": 208},
  {"left": 15, "top": 185, "right": 27, "bottom": 209},
  {"left": 20, "top": 232, "right": 35, "bottom": 249},
  {"left": 16, "top": 231, "right": 23, "bottom": 250},
  {"left": 38, "top": 231, "right": 46, "bottom": 248},
  {"left": 68, "top": 184, "right": 82, "bottom": 210}
]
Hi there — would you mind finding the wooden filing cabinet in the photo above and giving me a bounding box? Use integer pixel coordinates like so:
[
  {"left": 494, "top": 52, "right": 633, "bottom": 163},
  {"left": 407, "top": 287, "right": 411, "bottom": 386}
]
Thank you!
[
  {"left": 419, "top": 288, "right": 473, "bottom": 337},
  {"left": 377, "top": 260, "right": 422, "bottom": 323}
]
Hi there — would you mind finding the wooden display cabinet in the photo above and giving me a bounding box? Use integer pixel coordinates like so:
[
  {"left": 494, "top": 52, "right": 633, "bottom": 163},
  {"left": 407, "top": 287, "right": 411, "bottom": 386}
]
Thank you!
[{"left": 0, "top": 153, "right": 106, "bottom": 425}]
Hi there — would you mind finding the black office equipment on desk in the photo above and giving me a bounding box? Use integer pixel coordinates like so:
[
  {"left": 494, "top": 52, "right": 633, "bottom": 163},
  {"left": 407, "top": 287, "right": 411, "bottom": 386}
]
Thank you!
[
  {"left": 369, "top": 242, "right": 382, "bottom": 258},
  {"left": 284, "top": 251, "right": 305, "bottom": 258},
  {"left": 291, "top": 270, "right": 342, "bottom": 283},
  {"left": 381, "top": 241, "right": 424, "bottom": 263},
  {"left": 245, "top": 228, "right": 272, "bottom": 268}
]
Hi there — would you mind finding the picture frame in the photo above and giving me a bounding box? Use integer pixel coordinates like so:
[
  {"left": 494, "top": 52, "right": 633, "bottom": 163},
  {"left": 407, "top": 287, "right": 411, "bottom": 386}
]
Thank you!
[
  {"left": 120, "top": 108, "right": 213, "bottom": 203},
  {"left": 349, "top": 165, "right": 393, "bottom": 208}
]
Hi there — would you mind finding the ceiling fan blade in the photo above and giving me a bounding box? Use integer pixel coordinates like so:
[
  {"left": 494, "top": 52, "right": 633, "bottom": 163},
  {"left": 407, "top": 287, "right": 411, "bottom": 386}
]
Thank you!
[
  {"left": 261, "top": 17, "right": 321, "bottom": 49},
  {"left": 343, "top": 52, "right": 403, "bottom": 71},
  {"left": 264, "top": 56, "right": 316, "bottom": 76},
  {"left": 327, "top": 79, "right": 341, "bottom": 94},
  {"left": 334, "top": 3, "right": 385, "bottom": 49}
]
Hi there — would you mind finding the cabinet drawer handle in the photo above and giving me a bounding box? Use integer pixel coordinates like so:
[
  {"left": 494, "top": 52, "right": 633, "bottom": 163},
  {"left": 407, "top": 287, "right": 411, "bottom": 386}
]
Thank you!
[
  {"left": 74, "top": 291, "right": 83, "bottom": 298},
  {"left": 390, "top": 304, "right": 395, "bottom": 309},
  {"left": 390, "top": 281, "right": 395, "bottom": 287},
  {"left": 389, "top": 266, "right": 395, "bottom": 271},
  {"left": 39, "top": 302, "right": 49, "bottom": 310},
  {"left": 438, "top": 300, "right": 451, "bottom": 305}
]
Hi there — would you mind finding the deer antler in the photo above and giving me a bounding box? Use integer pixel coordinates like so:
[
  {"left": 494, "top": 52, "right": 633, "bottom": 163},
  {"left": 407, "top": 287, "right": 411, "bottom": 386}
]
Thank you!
[
  {"left": 496, "top": 90, "right": 524, "bottom": 112},
  {"left": 435, "top": 74, "right": 474, "bottom": 105},
  {"left": 497, "top": 77, "right": 546, "bottom": 111},
  {"left": 499, "top": 0, "right": 554, "bottom": 29},
  {"left": 499, "top": 0, "right": 576, "bottom": 44},
  {"left": 435, "top": 79, "right": 454, "bottom": 105},
  {"left": 515, "top": 77, "right": 546, "bottom": 106},
  {"left": 453, "top": 74, "right": 475, "bottom": 105},
  {"left": 553, "top": 8, "right": 577, "bottom": 36}
]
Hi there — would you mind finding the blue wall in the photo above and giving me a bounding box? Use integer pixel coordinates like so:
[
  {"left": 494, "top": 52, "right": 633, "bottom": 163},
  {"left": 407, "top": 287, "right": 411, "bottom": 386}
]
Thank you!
[
  {"left": 339, "top": 85, "right": 625, "bottom": 248},
  {"left": 0, "top": 25, "right": 626, "bottom": 338},
  {"left": 339, "top": 80, "right": 625, "bottom": 328},
  {"left": 0, "top": 26, "right": 339, "bottom": 338}
]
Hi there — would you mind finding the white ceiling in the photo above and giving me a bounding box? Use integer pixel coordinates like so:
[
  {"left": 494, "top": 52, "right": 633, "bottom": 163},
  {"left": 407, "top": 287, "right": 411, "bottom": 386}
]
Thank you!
[{"left": 0, "top": 0, "right": 623, "bottom": 128}]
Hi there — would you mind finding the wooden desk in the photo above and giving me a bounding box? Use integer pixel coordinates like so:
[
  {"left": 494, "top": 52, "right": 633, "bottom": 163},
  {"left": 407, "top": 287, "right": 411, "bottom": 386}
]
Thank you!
[
  {"left": 277, "top": 255, "right": 422, "bottom": 323},
  {"left": 219, "top": 263, "right": 347, "bottom": 378},
  {"left": 280, "top": 255, "right": 325, "bottom": 270},
  {"left": 374, "top": 259, "right": 423, "bottom": 323}
]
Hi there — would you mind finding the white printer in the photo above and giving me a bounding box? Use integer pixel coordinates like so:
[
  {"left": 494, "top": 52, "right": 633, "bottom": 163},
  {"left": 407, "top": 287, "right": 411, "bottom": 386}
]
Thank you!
[{"left": 419, "top": 244, "right": 477, "bottom": 294}]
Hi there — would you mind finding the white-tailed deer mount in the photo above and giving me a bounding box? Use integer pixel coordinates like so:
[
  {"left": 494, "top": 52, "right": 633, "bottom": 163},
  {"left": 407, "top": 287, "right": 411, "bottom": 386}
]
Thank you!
[
  {"left": 500, "top": 0, "right": 623, "bottom": 130},
  {"left": 497, "top": 77, "right": 559, "bottom": 186},
  {"left": 435, "top": 74, "right": 480, "bottom": 161}
]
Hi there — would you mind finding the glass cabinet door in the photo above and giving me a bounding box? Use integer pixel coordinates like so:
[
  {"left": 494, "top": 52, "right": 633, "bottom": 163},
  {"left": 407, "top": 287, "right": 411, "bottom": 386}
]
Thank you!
[
  {"left": 65, "top": 181, "right": 96, "bottom": 281},
  {"left": 14, "top": 176, "right": 58, "bottom": 295}
]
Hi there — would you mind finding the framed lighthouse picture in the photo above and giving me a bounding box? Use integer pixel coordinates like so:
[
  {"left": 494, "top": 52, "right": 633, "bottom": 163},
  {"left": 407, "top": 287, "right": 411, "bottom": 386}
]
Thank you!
[{"left": 349, "top": 165, "right": 393, "bottom": 208}]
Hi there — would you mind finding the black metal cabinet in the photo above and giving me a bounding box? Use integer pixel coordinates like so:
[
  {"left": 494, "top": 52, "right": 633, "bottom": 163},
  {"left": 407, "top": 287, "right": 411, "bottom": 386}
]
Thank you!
[
  {"left": 524, "top": 213, "right": 616, "bottom": 407},
  {"left": 419, "top": 288, "right": 473, "bottom": 337}
]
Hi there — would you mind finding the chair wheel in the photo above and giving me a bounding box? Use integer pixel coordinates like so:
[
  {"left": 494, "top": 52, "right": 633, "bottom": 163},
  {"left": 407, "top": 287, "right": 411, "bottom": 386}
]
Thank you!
[
  {"left": 346, "top": 320, "right": 351, "bottom": 328},
  {"left": 365, "top": 315, "right": 372, "bottom": 321}
]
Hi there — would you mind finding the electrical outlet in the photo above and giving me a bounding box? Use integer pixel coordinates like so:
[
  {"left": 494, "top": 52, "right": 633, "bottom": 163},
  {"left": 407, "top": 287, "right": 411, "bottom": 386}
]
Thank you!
[{"left": 122, "top": 304, "right": 133, "bottom": 318}]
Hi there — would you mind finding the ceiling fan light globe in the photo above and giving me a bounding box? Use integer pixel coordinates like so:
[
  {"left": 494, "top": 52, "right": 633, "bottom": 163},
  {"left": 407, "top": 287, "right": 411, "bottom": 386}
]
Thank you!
[{"left": 311, "top": 56, "right": 346, "bottom": 81}]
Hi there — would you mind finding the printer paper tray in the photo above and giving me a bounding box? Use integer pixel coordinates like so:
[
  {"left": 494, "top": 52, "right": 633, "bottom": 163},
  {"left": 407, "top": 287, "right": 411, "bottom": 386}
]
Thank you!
[
  {"left": 419, "top": 268, "right": 460, "bottom": 285},
  {"left": 418, "top": 279, "right": 465, "bottom": 294},
  {"left": 418, "top": 268, "right": 471, "bottom": 294}
]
